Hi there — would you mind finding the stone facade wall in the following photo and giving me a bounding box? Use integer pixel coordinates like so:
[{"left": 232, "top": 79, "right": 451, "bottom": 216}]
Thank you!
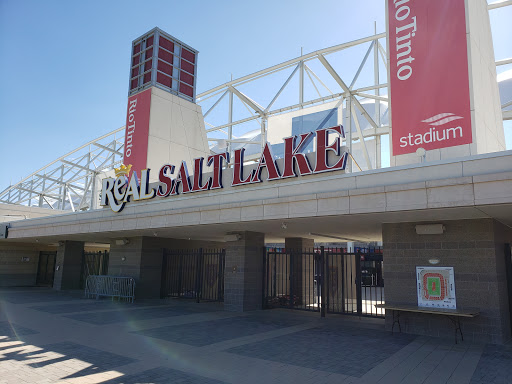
[
  {"left": 383, "top": 219, "right": 512, "bottom": 344},
  {"left": 224, "top": 231, "right": 265, "bottom": 311},
  {"left": 53, "top": 241, "right": 84, "bottom": 290},
  {"left": 108, "top": 237, "right": 145, "bottom": 282},
  {"left": 0, "top": 243, "right": 55, "bottom": 287},
  {"left": 492, "top": 220, "right": 512, "bottom": 341}
]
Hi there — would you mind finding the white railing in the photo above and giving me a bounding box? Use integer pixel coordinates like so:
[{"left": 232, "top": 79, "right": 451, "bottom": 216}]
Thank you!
[{"left": 0, "top": 127, "right": 125, "bottom": 211}]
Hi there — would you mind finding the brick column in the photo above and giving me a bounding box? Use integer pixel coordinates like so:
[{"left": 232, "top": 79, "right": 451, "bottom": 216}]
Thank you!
[
  {"left": 285, "top": 237, "right": 314, "bottom": 307},
  {"left": 224, "top": 231, "right": 265, "bottom": 311},
  {"left": 53, "top": 241, "right": 84, "bottom": 290},
  {"left": 108, "top": 236, "right": 164, "bottom": 299}
]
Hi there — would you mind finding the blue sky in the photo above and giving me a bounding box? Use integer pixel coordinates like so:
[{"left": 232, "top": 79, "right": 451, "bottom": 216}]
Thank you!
[{"left": 0, "top": 0, "right": 510, "bottom": 191}]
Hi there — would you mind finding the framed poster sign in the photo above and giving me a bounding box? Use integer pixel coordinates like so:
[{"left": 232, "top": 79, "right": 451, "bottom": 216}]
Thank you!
[{"left": 416, "top": 266, "right": 456, "bottom": 309}]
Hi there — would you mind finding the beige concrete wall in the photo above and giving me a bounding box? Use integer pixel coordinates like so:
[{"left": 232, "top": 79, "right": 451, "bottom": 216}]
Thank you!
[
  {"left": 465, "top": 0, "right": 505, "bottom": 155},
  {"left": 0, "top": 203, "right": 66, "bottom": 223},
  {"left": 146, "top": 87, "right": 210, "bottom": 182}
]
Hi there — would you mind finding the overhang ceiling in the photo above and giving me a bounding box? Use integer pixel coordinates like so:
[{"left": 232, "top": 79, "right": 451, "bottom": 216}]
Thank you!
[{"left": 5, "top": 204, "right": 511, "bottom": 246}]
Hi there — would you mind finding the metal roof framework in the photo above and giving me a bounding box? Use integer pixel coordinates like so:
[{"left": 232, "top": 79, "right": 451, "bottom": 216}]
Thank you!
[
  {"left": 0, "top": 1, "right": 510, "bottom": 212},
  {"left": 0, "top": 128, "right": 125, "bottom": 211},
  {"left": 197, "top": 30, "right": 388, "bottom": 173}
]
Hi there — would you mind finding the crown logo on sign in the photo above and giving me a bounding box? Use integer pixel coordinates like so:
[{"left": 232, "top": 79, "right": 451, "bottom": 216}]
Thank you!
[{"left": 114, "top": 164, "right": 132, "bottom": 178}]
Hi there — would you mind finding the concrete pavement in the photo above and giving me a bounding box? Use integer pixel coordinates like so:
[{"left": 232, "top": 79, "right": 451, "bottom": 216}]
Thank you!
[{"left": 0, "top": 288, "right": 510, "bottom": 384}]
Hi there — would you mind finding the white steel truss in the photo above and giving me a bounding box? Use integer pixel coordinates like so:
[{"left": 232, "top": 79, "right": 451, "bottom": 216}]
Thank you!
[
  {"left": 0, "top": 128, "right": 125, "bottom": 211},
  {"left": 198, "top": 30, "right": 389, "bottom": 172},
  {"left": 1, "top": 2, "right": 510, "bottom": 212}
]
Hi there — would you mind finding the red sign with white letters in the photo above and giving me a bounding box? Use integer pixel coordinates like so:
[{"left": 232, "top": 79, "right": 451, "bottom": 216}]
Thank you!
[
  {"left": 388, "top": 0, "right": 472, "bottom": 155},
  {"left": 123, "top": 88, "right": 152, "bottom": 175}
]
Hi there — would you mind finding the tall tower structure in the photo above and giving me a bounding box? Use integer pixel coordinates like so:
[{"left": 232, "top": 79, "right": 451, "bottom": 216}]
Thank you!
[{"left": 123, "top": 27, "right": 210, "bottom": 180}]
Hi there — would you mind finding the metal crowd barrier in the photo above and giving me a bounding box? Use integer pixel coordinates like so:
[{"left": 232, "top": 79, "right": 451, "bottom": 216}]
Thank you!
[{"left": 85, "top": 275, "right": 136, "bottom": 303}]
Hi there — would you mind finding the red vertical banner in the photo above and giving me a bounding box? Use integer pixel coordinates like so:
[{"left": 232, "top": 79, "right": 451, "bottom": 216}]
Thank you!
[
  {"left": 388, "top": 0, "right": 472, "bottom": 155},
  {"left": 123, "top": 88, "right": 152, "bottom": 175}
]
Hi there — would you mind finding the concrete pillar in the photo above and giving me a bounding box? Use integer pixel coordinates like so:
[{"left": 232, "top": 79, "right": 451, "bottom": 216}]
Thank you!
[
  {"left": 285, "top": 237, "right": 314, "bottom": 307},
  {"left": 108, "top": 236, "right": 164, "bottom": 299},
  {"left": 224, "top": 231, "right": 265, "bottom": 311},
  {"left": 285, "top": 237, "right": 314, "bottom": 250},
  {"left": 53, "top": 241, "right": 84, "bottom": 290},
  {"left": 383, "top": 218, "right": 512, "bottom": 344}
]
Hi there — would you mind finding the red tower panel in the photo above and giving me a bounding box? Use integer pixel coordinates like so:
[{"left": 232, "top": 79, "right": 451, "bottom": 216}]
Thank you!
[{"left": 128, "top": 27, "right": 198, "bottom": 103}]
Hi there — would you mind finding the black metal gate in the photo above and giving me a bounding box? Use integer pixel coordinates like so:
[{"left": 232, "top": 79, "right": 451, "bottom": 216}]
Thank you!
[
  {"left": 263, "top": 248, "right": 321, "bottom": 311},
  {"left": 36, "top": 251, "right": 57, "bottom": 286},
  {"left": 81, "top": 251, "right": 109, "bottom": 288},
  {"left": 161, "top": 248, "right": 225, "bottom": 302},
  {"left": 263, "top": 247, "right": 384, "bottom": 318}
]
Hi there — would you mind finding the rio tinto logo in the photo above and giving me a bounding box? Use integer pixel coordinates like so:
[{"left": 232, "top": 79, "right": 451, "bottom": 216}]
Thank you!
[
  {"left": 122, "top": 88, "right": 151, "bottom": 176},
  {"left": 399, "top": 113, "right": 464, "bottom": 149},
  {"left": 393, "top": 0, "right": 417, "bottom": 81},
  {"left": 388, "top": 0, "right": 472, "bottom": 155},
  {"left": 124, "top": 98, "right": 137, "bottom": 158}
]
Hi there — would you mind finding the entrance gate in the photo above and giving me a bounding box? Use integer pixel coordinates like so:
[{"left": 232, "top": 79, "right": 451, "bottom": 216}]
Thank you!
[
  {"left": 36, "top": 251, "right": 57, "bottom": 286},
  {"left": 263, "top": 247, "right": 384, "bottom": 318},
  {"left": 161, "top": 248, "right": 225, "bottom": 302},
  {"left": 81, "top": 251, "right": 109, "bottom": 288}
]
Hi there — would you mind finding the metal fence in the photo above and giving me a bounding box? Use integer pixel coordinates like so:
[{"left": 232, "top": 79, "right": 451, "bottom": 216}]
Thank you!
[
  {"left": 81, "top": 251, "right": 109, "bottom": 288},
  {"left": 161, "top": 248, "right": 225, "bottom": 302},
  {"left": 84, "top": 275, "right": 136, "bottom": 303},
  {"left": 263, "top": 246, "right": 384, "bottom": 318},
  {"left": 264, "top": 248, "right": 321, "bottom": 311},
  {"left": 324, "top": 247, "right": 358, "bottom": 315}
]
